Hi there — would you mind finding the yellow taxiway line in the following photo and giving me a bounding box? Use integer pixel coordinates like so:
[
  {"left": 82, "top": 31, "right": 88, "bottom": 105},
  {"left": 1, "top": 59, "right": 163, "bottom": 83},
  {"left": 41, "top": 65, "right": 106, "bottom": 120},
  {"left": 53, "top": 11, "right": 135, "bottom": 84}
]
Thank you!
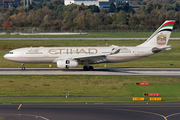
[{"left": 18, "top": 104, "right": 22, "bottom": 110}]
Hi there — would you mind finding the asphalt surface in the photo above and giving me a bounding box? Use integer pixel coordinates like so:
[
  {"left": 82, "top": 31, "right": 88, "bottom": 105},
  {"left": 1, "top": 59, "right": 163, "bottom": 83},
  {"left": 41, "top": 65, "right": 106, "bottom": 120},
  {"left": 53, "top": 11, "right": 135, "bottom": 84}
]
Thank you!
[
  {"left": 0, "top": 37, "right": 180, "bottom": 40},
  {"left": 0, "top": 68, "right": 180, "bottom": 77},
  {"left": 1, "top": 103, "right": 180, "bottom": 120}
]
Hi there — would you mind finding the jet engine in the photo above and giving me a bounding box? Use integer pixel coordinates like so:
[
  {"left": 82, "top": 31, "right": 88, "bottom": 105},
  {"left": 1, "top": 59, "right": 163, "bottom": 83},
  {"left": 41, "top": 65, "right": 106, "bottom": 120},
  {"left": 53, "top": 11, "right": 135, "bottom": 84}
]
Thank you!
[{"left": 57, "top": 60, "right": 78, "bottom": 69}]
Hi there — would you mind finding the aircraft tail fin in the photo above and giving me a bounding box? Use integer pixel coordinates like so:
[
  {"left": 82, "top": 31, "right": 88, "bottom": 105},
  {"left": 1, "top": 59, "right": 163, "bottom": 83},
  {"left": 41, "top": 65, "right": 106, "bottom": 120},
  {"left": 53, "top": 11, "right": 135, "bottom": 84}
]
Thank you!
[{"left": 138, "top": 20, "right": 175, "bottom": 47}]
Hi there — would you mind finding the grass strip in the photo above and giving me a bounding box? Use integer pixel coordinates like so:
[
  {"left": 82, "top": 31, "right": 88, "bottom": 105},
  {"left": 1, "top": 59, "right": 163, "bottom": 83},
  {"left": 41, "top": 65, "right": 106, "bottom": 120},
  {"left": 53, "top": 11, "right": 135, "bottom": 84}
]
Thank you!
[
  {"left": 0, "top": 97, "right": 179, "bottom": 103},
  {"left": 0, "top": 75, "right": 180, "bottom": 97},
  {"left": 0, "top": 32, "right": 180, "bottom": 38}
]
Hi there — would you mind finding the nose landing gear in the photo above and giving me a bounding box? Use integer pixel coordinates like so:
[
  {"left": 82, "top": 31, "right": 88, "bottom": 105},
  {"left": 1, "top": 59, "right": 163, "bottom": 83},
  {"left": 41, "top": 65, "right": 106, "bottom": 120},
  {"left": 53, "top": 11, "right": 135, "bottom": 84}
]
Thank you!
[{"left": 21, "top": 63, "right": 25, "bottom": 70}]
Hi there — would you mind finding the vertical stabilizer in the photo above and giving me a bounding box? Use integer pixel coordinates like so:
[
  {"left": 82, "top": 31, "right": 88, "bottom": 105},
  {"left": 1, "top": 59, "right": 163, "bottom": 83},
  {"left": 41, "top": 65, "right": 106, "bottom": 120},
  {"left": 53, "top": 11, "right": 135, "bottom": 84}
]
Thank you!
[{"left": 138, "top": 20, "right": 175, "bottom": 47}]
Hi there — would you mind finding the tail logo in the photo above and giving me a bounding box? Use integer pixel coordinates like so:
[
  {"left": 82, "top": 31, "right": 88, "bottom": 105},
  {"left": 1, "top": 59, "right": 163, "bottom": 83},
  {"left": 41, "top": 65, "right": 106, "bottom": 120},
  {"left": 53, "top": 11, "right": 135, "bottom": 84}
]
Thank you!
[{"left": 157, "top": 33, "right": 167, "bottom": 45}]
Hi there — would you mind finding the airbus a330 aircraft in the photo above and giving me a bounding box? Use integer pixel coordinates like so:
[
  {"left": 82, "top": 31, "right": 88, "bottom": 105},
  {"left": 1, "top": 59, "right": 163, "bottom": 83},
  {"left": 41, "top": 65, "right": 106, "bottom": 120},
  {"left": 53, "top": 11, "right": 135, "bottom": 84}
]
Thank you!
[{"left": 4, "top": 20, "right": 175, "bottom": 71}]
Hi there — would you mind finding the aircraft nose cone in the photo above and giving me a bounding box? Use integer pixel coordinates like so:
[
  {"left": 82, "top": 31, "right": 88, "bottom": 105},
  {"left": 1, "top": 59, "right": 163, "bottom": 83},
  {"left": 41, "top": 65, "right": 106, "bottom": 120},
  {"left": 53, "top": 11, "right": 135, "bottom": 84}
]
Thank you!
[{"left": 4, "top": 54, "right": 8, "bottom": 59}]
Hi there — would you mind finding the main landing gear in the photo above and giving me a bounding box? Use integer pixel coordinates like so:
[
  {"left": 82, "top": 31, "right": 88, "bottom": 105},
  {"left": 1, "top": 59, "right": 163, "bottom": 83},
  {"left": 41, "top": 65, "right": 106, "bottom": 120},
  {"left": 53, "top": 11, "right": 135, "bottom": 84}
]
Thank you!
[
  {"left": 83, "top": 66, "right": 94, "bottom": 71},
  {"left": 83, "top": 61, "right": 94, "bottom": 71},
  {"left": 21, "top": 63, "right": 25, "bottom": 70}
]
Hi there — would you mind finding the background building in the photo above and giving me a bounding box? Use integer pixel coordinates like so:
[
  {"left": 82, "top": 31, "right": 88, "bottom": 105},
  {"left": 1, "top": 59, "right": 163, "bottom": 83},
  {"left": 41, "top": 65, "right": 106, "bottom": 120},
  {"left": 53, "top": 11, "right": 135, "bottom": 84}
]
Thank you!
[
  {"left": 0, "top": 0, "right": 21, "bottom": 7},
  {"left": 0, "top": 0, "right": 34, "bottom": 7},
  {"left": 65, "top": 0, "right": 129, "bottom": 9}
]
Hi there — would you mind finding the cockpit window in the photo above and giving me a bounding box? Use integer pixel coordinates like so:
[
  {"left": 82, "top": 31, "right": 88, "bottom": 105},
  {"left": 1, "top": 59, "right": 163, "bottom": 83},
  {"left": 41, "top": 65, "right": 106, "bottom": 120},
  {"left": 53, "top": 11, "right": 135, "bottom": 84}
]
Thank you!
[{"left": 8, "top": 52, "right": 13, "bottom": 54}]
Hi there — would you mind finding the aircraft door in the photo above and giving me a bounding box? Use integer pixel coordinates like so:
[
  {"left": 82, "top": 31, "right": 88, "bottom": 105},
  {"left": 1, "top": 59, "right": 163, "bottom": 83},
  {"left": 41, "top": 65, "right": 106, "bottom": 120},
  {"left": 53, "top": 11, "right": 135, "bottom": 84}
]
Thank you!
[
  {"left": 135, "top": 49, "right": 139, "bottom": 56},
  {"left": 21, "top": 50, "right": 24, "bottom": 57},
  {"left": 44, "top": 49, "right": 49, "bottom": 57}
]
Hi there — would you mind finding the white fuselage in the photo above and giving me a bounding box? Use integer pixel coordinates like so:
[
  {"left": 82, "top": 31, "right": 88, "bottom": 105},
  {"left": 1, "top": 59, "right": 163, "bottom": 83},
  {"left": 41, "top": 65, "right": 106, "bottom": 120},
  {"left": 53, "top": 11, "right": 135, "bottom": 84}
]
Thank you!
[{"left": 4, "top": 46, "right": 154, "bottom": 64}]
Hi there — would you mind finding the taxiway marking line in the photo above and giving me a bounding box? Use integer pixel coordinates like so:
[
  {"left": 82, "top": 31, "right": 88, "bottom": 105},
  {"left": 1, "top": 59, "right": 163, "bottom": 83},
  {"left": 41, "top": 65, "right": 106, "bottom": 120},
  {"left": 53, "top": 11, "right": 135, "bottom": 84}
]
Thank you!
[
  {"left": 0, "top": 113, "right": 49, "bottom": 120},
  {"left": 110, "top": 108, "right": 167, "bottom": 120},
  {"left": 18, "top": 104, "right": 22, "bottom": 110},
  {"left": 166, "top": 112, "right": 180, "bottom": 119},
  {"left": 110, "top": 108, "right": 180, "bottom": 120}
]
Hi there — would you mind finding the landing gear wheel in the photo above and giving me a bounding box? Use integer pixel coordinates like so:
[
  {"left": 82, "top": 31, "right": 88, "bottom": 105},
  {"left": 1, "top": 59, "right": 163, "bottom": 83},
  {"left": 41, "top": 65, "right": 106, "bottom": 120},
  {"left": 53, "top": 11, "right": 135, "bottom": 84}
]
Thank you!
[
  {"left": 83, "top": 66, "right": 89, "bottom": 71},
  {"left": 22, "top": 67, "right": 25, "bottom": 70},
  {"left": 89, "top": 66, "right": 94, "bottom": 71},
  {"left": 83, "top": 66, "right": 94, "bottom": 71}
]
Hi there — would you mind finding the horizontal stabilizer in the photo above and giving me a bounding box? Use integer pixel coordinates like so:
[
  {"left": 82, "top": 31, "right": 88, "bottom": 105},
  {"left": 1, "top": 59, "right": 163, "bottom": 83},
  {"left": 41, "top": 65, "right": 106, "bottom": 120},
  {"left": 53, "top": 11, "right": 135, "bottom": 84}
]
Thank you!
[{"left": 152, "top": 45, "right": 171, "bottom": 53}]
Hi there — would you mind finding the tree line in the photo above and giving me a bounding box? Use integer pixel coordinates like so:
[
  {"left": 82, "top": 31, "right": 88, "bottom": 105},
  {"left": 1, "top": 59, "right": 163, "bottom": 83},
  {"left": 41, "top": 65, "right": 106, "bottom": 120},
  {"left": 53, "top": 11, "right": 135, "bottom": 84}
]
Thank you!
[{"left": 0, "top": 0, "right": 180, "bottom": 31}]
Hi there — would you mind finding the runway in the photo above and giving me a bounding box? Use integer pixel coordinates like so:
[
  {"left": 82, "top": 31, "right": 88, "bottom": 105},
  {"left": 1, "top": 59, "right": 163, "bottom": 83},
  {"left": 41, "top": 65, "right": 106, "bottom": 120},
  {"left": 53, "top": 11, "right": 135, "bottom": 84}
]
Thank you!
[
  {"left": 0, "top": 68, "right": 180, "bottom": 77},
  {"left": 0, "top": 37, "right": 180, "bottom": 40},
  {"left": 1, "top": 103, "right": 180, "bottom": 120}
]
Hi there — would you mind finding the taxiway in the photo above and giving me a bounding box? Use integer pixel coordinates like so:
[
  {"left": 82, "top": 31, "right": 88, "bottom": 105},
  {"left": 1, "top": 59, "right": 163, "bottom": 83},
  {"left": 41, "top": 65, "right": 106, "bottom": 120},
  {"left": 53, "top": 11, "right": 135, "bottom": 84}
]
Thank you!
[
  {"left": 0, "top": 68, "right": 180, "bottom": 77},
  {"left": 1, "top": 103, "right": 180, "bottom": 120}
]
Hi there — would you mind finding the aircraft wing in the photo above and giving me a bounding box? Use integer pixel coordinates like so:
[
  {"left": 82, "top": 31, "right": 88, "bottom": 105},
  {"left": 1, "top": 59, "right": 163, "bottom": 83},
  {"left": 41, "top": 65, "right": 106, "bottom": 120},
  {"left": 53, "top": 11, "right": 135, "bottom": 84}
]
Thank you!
[
  {"left": 73, "top": 53, "right": 107, "bottom": 59},
  {"left": 53, "top": 48, "right": 120, "bottom": 64},
  {"left": 72, "top": 53, "right": 109, "bottom": 64},
  {"left": 72, "top": 48, "right": 120, "bottom": 64}
]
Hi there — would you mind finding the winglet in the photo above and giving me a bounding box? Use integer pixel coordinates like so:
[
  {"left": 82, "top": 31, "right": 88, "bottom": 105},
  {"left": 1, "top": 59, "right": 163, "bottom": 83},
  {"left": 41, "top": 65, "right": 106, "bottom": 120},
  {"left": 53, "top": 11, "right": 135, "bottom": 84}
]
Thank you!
[{"left": 111, "top": 48, "right": 120, "bottom": 55}]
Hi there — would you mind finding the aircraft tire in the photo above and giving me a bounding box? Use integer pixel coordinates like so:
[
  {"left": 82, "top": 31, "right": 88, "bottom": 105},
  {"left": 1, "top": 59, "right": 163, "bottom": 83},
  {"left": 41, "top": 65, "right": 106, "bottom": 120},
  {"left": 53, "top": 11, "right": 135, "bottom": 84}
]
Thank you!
[
  {"left": 83, "top": 66, "right": 88, "bottom": 71},
  {"left": 89, "top": 66, "right": 94, "bottom": 71}
]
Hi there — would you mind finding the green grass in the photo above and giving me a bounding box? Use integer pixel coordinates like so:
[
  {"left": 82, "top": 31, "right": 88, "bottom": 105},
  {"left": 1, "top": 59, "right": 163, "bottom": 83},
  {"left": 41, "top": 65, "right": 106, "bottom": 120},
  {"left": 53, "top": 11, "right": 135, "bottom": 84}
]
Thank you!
[
  {"left": 0, "top": 32, "right": 180, "bottom": 38},
  {"left": 125, "top": 84, "right": 180, "bottom": 97},
  {"left": 0, "top": 39, "right": 141, "bottom": 47},
  {"left": 0, "top": 75, "right": 180, "bottom": 97},
  {"left": 1, "top": 40, "right": 180, "bottom": 68},
  {"left": 0, "top": 97, "right": 180, "bottom": 103},
  {"left": 0, "top": 75, "right": 180, "bottom": 103}
]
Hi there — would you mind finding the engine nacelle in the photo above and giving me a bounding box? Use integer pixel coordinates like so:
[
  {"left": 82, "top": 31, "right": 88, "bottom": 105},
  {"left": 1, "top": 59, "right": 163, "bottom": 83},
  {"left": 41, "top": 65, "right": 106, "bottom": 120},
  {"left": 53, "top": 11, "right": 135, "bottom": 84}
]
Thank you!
[{"left": 57, "top": 60, "right": 78, "bottom": 69}]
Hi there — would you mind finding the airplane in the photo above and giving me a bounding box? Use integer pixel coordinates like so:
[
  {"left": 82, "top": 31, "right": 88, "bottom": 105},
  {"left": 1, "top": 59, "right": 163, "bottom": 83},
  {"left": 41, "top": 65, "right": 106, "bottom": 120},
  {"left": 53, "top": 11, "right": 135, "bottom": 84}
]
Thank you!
[{"left": 4, "top": 20, "right": 175, "bottom": 71}]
